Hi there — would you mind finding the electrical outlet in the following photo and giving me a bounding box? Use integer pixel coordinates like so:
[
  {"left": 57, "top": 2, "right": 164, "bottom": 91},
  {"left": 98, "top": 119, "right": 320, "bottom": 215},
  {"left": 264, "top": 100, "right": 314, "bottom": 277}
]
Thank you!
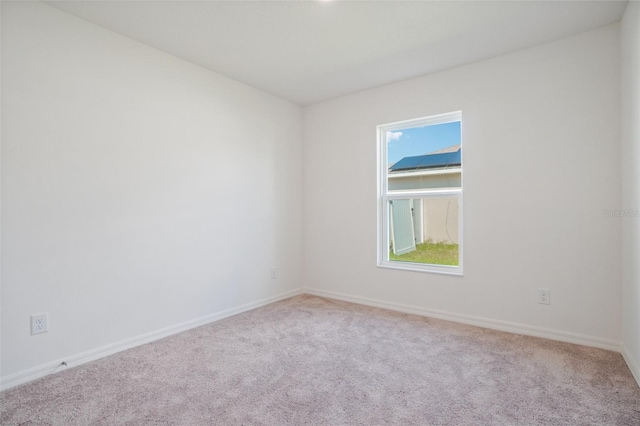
[
  {"left": 31, "top": 313, "right": 48, "bottom": 335},
  {"left": 538, "top": 288, "right": 550, "bottom": 305},
  {"left": 270, "top": 268, "right": 277, "bottom": 279}
]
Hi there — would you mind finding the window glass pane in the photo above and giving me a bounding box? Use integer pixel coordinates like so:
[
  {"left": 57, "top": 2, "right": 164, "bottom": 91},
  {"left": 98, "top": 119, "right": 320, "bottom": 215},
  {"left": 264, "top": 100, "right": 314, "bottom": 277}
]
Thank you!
[
  {"left": 388, "top": 197, "right": 459, "bottom": 266},
  {"left": 387, "top": 122, "right": 461, "bottom": 191}
]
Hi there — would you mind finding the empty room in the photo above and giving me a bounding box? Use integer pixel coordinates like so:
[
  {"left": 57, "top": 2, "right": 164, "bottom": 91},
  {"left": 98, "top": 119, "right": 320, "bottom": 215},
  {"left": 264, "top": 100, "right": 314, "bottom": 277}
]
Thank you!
[{"left": 1, "top": 0, "right": 639, "bottom": 424}]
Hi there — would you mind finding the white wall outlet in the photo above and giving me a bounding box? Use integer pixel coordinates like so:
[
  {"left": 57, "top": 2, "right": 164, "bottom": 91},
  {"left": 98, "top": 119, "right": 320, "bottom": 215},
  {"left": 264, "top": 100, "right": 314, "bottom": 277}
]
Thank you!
[
  {"left": 31, "top": 313, "right": 48, "bottom": 335},
  {"left": 538, "top": 288, "right": 550, "bottom": 305},
  {"left": 270, "top": 268, "right": 277, "bottom": 279}
]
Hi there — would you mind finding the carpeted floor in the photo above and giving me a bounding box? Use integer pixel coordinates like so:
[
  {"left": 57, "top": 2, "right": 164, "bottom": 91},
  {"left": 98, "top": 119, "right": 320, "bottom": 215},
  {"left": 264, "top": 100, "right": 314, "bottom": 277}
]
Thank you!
[{"left": 1, "top": 295, "right": 639, "bottom": 425}]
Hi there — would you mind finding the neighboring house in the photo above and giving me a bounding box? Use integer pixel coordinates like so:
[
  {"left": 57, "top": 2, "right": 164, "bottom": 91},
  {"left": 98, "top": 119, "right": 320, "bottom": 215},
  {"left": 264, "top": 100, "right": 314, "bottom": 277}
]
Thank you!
[
  {"left": 388, "top": 145, "right": 461, "bottom": 253},
  {"left": 388, "top": 144, "right": 461, "bottom": 190}
]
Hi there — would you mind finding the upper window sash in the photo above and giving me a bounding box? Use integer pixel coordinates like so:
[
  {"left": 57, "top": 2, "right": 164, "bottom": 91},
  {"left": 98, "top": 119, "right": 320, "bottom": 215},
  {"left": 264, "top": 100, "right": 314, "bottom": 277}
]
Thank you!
[{"left": 378, "top": 111, "right": 462, "bottom": 196}]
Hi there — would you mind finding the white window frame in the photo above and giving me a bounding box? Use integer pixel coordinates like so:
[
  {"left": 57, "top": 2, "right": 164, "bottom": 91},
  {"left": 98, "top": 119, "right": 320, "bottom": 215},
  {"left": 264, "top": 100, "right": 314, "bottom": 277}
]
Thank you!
[{"left": 377, "top": 111, "right": 463, "bottom": 275}]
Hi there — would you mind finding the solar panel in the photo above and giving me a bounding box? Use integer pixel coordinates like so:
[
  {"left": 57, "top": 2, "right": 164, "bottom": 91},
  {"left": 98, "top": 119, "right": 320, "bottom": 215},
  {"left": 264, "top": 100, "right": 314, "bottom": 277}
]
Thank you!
[{"left": 390, "top": 149, "right": 461, "bottom": 172}]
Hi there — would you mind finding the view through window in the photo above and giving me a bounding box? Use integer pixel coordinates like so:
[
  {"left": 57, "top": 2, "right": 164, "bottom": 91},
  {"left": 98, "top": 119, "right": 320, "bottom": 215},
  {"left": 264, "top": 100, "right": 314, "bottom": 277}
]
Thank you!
[{"left": 378, "top": 112, "right": 462, "bottom": 274}]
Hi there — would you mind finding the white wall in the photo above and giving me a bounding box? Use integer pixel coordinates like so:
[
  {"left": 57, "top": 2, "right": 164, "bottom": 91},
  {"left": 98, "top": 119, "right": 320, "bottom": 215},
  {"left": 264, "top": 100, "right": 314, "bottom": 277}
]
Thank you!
[
  {"left": 621, "top": 1, "right": 640, "bottom": 384},
  {"left": 303, "top": 25, "right": 621, "bottom": 346},
  {"left": 1, "top": 2, "right": 303, "bottom": 382}
]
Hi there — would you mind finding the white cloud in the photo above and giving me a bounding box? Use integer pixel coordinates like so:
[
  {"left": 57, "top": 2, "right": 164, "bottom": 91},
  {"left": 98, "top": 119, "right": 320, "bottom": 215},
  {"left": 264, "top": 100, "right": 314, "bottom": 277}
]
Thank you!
[{"left": 387, "top": 131, "right": 403, "bottom": 141}]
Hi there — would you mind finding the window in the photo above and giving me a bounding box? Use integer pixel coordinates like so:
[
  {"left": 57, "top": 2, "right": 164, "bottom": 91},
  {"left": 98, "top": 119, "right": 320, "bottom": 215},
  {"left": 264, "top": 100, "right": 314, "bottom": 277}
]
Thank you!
[{"left": 377, "top": 112, "right": 463, "bottom": 275}]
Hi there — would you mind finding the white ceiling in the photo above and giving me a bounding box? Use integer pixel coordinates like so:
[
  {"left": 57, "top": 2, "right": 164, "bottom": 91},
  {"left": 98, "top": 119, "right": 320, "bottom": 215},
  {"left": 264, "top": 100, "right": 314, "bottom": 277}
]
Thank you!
[{"left": 47, "top": 1, "right": 628, "bottom": 106}]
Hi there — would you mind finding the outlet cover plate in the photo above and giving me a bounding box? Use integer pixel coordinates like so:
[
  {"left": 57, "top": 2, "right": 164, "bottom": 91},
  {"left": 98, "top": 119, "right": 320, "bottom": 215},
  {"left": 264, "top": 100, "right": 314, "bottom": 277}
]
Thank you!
[
  {"left": 538, "top": 288, "right": 550, "bottom": 305},
  {"left": 31, "top": 313, "right": 48, "bottom": 335}
]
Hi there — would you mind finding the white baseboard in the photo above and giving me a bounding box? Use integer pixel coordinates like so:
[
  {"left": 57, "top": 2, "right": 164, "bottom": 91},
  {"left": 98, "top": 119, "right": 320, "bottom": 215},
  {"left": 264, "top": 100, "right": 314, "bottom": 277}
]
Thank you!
[
  {"left": 0, "top": 288, "right": 304, "bottom": 391},
  {"left": 304, "top": 288, "right": 621, "bottom": 352},
  {"left": 621, "top": 344, "right": 640, "bottom": 388},
  {"left": 4, "top": 287, "right": 636, "bottom": 392}
]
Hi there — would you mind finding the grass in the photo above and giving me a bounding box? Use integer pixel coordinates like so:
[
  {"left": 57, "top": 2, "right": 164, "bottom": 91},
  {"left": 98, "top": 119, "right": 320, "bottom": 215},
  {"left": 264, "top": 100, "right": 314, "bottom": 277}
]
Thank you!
[{"left": 389, "top": 240, "right": 459, "bottom": 266}]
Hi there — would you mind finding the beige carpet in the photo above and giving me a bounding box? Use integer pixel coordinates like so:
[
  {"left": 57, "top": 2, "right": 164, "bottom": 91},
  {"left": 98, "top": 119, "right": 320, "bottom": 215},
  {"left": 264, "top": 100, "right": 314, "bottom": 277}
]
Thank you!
[{"left": 1, "top": 295, "right": 639, "bottom": 425}]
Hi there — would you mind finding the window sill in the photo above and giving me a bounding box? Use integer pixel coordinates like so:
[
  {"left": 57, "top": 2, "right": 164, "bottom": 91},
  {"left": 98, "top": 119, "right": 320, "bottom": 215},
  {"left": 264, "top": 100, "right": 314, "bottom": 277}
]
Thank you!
[{"left": 377, "top": 261, "right": 463, "bottom": 276}]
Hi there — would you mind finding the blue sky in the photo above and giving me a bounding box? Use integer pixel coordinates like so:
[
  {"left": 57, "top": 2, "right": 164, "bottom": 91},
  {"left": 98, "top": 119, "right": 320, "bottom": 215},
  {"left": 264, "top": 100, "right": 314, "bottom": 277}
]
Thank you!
[{"left": 387, "top": 121, "right": 461, "bottom": 166}]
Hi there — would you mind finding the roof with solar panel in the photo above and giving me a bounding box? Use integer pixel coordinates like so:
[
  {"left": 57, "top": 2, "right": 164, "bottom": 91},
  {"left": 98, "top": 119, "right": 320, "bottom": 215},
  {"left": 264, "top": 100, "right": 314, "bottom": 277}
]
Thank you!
[{"left": 389, "top": 144, "right": 461, "bottom": 172}]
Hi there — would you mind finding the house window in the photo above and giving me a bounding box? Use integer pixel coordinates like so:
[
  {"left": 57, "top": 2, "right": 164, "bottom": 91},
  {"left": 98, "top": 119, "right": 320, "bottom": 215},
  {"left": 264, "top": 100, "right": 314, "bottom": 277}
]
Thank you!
[{"left": 377, "top": 112, "right": 463, "bottom": 275}]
